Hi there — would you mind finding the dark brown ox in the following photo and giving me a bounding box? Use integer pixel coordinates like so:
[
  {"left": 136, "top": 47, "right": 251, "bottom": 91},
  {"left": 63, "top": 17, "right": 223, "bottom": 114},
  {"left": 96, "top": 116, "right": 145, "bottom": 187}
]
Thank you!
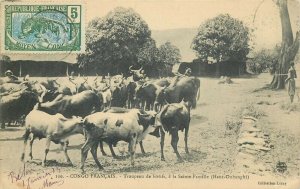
[
  {"left": 155, "top": 100, "right": 191, "bottom": 162},
  {"left": 0, "top": 87, "right": 39, "bottom": 128},
  {"left": 135, "top": 82, "right": 165, "bottom": 111},
  {"left": 21, "top": 110, "right": 84, "bottom": 166},
  {"left": 158, "top": 77, "right": 200, "bottom": 108},
  {"left": 36, "top": 90, "right": 103, "bottom": 118}
]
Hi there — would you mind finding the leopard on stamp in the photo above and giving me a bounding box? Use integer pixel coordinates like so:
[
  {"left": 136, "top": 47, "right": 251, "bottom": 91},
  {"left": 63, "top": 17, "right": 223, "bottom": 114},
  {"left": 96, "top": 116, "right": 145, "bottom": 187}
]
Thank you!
[{"left": 2, "top": 3, "right": 85, "bottom": 53}]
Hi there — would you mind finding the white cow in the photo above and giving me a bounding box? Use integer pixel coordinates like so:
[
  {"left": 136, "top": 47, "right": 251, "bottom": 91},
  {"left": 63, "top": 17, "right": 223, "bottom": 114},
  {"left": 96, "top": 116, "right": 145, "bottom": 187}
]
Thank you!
[
  {"left": 21, "top": 110, "right": 84, "bottom": 166},
  {"left": 81, "top": 109, "right": 156, "bottom": 172}
]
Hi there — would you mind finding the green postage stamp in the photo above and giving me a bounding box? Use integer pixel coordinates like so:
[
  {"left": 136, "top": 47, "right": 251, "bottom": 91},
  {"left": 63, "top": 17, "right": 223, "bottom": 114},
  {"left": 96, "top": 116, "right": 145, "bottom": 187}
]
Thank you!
[{"left": 0, "top": 2, "right": 85, "bottom": 53}]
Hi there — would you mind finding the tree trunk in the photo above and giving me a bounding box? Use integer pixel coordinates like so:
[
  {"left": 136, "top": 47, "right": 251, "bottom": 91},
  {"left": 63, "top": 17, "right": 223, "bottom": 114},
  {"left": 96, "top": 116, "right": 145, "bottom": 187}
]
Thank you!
[{"left": 270, "top": 0, "right": 299, "bottom": 89}]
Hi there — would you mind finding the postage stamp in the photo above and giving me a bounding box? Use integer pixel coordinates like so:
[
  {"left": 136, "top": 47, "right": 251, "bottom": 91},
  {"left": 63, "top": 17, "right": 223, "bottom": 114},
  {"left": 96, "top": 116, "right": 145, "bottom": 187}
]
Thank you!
[{"left": 1, "top": 2, "right": 85, "bottom": 53}]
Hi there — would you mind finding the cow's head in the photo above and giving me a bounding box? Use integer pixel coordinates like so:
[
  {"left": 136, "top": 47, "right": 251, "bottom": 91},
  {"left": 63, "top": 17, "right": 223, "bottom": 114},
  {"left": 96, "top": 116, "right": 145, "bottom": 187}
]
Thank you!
[
  {"left": 77, "top": 77, "right": 89, "bottom": 93},
  {"left": 137, "top": 110, "right": 159, "bottom": 140},
  {"left": 71, "top": 116, "right": 85, "bottom": 133},
  {"left": 46, "top": 78, "right": 60, "bottom": 90},
  {"left": 137, "top": 111, "right": 156, "bottom": 131}
]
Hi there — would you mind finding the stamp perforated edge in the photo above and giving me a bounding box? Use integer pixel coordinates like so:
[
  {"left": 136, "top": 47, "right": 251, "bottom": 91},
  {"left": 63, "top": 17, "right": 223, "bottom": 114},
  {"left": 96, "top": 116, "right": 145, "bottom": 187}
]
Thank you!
[{"left": 0, "top": 0, "right": 86, "bottom": 54}]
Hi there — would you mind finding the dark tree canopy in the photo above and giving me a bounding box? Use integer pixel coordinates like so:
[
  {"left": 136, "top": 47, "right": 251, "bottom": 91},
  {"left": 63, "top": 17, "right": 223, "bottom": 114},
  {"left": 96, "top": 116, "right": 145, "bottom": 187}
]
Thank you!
[
  {"left": 158, "top": 41, "right": 181, "bottom": 66},
  {"left": 192, "top": 14, "right": 250, "bottom": 64},
  {"left": 78, "top": 7, "right": 152, "bottom": 75},
  {"left": 247, "top": 46, "right": 280, "bottom": 74},
  {"left": 77, "top": 7, "right": 182, "bottom": 77}
]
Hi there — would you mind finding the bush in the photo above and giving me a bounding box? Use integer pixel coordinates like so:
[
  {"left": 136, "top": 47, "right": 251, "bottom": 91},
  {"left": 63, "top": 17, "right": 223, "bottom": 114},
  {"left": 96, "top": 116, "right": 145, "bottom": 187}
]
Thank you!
[{"left": 247, "top": 46, "right": 280, "bottom": 74}]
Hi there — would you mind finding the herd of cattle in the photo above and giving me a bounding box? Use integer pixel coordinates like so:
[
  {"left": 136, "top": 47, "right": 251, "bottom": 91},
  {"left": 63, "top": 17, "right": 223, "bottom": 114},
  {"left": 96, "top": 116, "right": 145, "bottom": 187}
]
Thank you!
[{"left": 0, "top": 68, "right": 200, "bottom": 172}]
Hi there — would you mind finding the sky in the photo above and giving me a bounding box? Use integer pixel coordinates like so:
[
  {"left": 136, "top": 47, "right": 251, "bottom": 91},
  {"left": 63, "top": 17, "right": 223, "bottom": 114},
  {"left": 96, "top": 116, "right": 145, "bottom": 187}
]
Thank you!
[
  {"left": 85, "top": 0, "right": 299, "bottom": 47},
  {"left": 2, "top": 0, "right": 300, "bottom": 63}
]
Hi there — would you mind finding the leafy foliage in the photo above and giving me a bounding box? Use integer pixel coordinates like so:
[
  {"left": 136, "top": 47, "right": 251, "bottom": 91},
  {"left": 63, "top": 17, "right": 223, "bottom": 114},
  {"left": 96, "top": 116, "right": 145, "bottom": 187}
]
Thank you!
[
  {"left": 192, "top": 14, "right": 250, "bottom": 63},
  {"left": 78, "top": 7, "right": 152, "bottom": 75},
  {"left": 247, "top": 46, "right": 280, "bottom": 74},
  {"left": 0, "top": 55, "right": 11, "bottom": 63},
  {"left": 78, "top": 7, "right": 181, "bottom": 77},
  {"left": 157, "top": 42, "right": 181, "bottom": 76}
]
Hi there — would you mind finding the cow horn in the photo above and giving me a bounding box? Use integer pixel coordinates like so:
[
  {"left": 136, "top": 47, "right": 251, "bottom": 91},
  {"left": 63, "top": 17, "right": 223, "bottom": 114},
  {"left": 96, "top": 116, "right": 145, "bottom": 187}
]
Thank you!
[
  {"left": 139, "top": 66, "right": 143, "bottom": 71},
  {"left": 129, "top": 66, "right": 133, "bottom": 71}
]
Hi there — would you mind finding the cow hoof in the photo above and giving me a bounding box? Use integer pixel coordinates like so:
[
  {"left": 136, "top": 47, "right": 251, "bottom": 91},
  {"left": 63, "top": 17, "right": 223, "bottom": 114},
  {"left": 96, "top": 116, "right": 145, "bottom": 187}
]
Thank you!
[
  {"left": 161, "top": 157, "right": 165, "bottom": 161},
  {"left": 185, "top": 150, "right": 189, "bottom": 154},
  {"left": 98, "top": 167, "right": 104, "bottom": 171}
]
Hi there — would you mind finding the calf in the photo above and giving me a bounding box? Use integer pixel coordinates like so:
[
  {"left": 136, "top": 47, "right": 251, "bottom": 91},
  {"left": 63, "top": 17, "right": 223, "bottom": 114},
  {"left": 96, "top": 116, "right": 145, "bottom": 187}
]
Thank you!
[
  {"left": 21, "top": 110, "right": 84, "bottom": 166},
  {"left": 155, "top": 100, "right": 191, "bottom": 162},
  {"left": 81, "top": 109, "right": 156, "bottom": 172}
]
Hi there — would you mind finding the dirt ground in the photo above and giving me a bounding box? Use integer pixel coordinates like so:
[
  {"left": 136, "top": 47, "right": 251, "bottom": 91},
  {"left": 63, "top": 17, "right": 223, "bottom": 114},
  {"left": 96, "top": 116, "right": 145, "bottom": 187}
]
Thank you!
[{"left": 0, "top": 72, "right": 299, "bottom": 188}]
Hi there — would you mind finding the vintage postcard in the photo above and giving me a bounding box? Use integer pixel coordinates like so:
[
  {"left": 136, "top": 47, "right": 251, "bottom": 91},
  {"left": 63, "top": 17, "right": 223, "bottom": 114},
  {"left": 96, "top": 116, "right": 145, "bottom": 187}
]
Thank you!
[{"left": 0, "top": 0, "right": 299, "bottom": 189}]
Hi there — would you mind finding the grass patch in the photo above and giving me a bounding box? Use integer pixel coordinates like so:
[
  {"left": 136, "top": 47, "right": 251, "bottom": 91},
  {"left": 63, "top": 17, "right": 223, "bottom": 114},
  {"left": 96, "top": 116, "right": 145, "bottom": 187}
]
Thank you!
[
  {"left": 242, "top": 104, "right": 266, "bottom": 119},
  {"left": 279, "top": 102, "right": 300, "bottom": 112},
  {"left": 225, "top": 119, "right": 242, "bottom": 134},
  {"left": 225, "top": 103, "right": 265, "bottom": 135}
]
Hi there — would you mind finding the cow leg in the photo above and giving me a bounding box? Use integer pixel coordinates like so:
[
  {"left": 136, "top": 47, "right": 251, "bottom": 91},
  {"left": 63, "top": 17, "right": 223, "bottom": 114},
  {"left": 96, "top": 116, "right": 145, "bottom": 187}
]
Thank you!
[
  {"left": 42, "top": 136, "right": 51, "bottom": 167},
  {"left": 160, "top": 127, "right": 165, "bottom": 161},
  {"left": 99, "top": 141, "right": 107, "bottom": 156},
  {"left": 143, "top": 101, "right": 147, "bottom": 111},
  {"left": 21, "top": 130, "right": 31, "bottom": 161},
  {"left": 1, "top": 122, "right": 5, "bottom": 129},
  {"left": 128, "top": 134, "right": 137, "bottom": 167},
  {"left": 80, "top": 137, "right": 93, "bottom": 173},
  {"left": 184, "top": 127, "right": 189, "bottom": 154},
  {"left": 109, "top": 144, "right": 118, "bottom": 158},
  {"left": 29, "top": 135, "right": 36, "bottom": 160},
  {"left": 171, "top": 131, "right": 183, "bottom": 162},
  {"left": 90, "top": 141, "right": 104, "bottom": 171},
  {"left": 61, "top": 140, "right": 72, "bottom": 165},
  {"left": 139, "top": 141, "right": 146, "bottom": 154}
]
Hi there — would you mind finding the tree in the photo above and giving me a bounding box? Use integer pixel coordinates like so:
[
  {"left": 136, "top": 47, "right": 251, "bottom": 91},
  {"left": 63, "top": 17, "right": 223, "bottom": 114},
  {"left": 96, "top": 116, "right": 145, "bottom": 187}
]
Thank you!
[
  {"left": 247, "top": 46, "right": 280, "bottom": 74},
  {"left": 157, "top": 41, "right": 181, "bottom": 76},
  {"left": 0, "top": 55, "right": 11, "bottom": 76},
  {"left": 270, "top": 0, "right": 299, "bottom": 89},
  {"left": 78, "top": 7, "right": 152, "bottom": 75},
  {"left": 192, "top": 14, "right": 250, "bottom": 76},
  {"left": 0, "top": 55, "right": 11, "bottom": 63},
  {"left": 136, "top": 38, "right": 161, "bottom": 76}
]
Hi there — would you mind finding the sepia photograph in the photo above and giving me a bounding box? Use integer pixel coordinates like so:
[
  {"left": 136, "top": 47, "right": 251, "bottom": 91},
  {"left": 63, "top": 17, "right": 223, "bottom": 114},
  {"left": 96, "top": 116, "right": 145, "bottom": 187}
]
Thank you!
[{"left": 0, "top": 0, "right": 299, "bottom": 188}]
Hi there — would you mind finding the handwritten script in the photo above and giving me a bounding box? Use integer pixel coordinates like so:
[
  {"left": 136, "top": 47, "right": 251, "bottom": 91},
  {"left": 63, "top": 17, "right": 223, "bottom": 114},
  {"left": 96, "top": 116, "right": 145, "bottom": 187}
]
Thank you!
[{"left": 7, "top": 164, "right": 64, "bottom": 189}]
